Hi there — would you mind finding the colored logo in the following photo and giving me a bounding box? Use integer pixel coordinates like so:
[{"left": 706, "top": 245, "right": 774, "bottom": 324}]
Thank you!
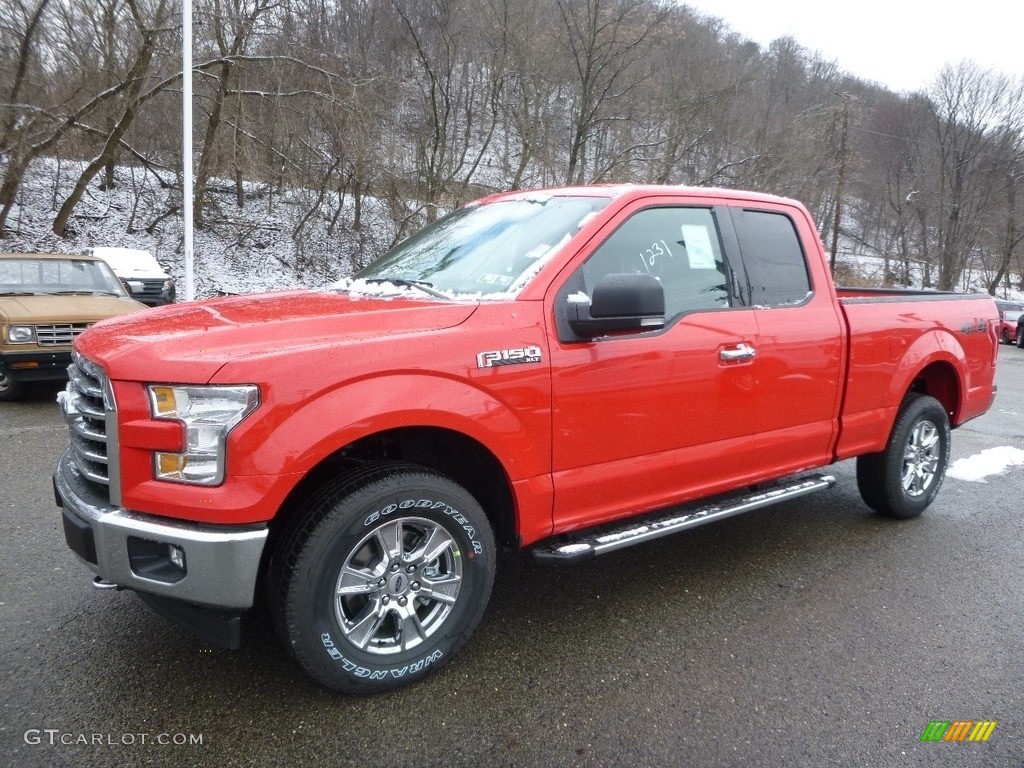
[{"left": 920, "top": 721, "right": 997, "bottom": 742}]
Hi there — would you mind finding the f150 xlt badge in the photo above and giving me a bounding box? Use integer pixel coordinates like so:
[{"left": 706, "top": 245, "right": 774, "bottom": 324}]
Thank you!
[
  {"left": 959, "top": 320, "right": 987, "bottom": 335},
  {"left": 476, "top": 345, "right": 543, "bottom": 368}
]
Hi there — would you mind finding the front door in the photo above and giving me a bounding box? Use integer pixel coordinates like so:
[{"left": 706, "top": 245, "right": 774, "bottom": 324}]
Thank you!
[{"left": 548, "top": 199, "right": 763, "bottom": 533}]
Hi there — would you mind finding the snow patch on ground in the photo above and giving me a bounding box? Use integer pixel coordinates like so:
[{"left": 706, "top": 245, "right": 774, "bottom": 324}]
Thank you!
[{"left": 947, "top": 446, "right": 1024, "bottom": 482}]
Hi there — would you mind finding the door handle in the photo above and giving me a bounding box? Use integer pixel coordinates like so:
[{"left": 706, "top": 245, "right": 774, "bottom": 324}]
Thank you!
[{"left": 719, "top": 343, "right": 756, "bottom": 362}]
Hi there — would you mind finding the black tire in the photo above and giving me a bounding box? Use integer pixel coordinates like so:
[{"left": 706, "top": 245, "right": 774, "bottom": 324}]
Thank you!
[
  {"left": 1002, "top": 328, "right": 1010, "bottom": 344},
  {"left": 0, "top": 370, "right": 29, "bottom": 402},
  {"left": 856, "top": 394, "right": 950, "bottom": 519},
  {"left": 268, "top": 462, "right": 496, "bottom": 694},
  {"left": 1017, "top": 328, "right": 1024, "bottom": 348}
]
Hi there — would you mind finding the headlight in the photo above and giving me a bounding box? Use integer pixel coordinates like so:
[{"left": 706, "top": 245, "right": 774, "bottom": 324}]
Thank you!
[
  {"left": 7, "top": 325, "right": 35, "bottom": 344},
  {"left": 147, "top": 384, "right": 259, "bottom": 485}
]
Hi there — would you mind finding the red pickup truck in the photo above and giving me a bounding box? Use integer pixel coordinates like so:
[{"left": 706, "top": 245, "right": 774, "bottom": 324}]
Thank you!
[{"left": 54, "top": 185, "right": 998, "bottom": 693}]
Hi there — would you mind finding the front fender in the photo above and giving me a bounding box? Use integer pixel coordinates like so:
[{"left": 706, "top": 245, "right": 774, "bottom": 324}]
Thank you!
[{"left": 233, "top": 372, "right": 551, "bottom": 484}]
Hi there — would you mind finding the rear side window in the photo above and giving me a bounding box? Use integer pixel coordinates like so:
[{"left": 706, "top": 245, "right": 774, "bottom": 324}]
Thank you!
[{"left": 732, "top": 209, "right": 811, "bottom": 307}]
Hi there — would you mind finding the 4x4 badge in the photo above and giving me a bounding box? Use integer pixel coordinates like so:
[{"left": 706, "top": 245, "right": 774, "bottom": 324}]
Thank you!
[{"left": 476, "top": 346, "right": 543, "bottom": 369}]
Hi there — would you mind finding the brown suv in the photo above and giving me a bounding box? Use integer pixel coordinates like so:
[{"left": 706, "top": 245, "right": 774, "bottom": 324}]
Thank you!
[{"left": 0, "top": 253, "right": 147, "bottom": 401}]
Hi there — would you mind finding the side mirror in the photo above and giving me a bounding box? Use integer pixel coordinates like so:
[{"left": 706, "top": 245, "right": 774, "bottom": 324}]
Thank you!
[{"left": 568, "top": 272, "right": 665, "bottom": 338}]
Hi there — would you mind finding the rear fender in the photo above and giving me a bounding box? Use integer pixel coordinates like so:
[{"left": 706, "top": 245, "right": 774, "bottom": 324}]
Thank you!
[{"left": 884, "top": 329, "right": 964, "bottom": 427}]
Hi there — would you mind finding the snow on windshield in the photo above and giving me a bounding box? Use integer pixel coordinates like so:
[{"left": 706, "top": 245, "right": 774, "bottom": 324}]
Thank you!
[{"left": 334, "top": 196, "right": 609, "bottom": 300}]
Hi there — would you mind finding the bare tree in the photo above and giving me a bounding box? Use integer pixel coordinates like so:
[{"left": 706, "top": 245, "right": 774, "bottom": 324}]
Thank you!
[
  {"left": 192, "top": 0, "right": 275, "bottom": 226},
  {"left": 52, "top": 0, "right": 172, "bottom": 237},
  {"left": 927, "top": 62, "right": 1015, "bottom": 291},
  {"left": 553, "top": 0, "right": 665, "bottom": 185}
]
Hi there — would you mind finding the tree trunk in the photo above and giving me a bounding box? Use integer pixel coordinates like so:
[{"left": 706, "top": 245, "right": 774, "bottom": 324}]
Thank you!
[{"left": 52, "top": 2, "right": 163, "bottom": 237}]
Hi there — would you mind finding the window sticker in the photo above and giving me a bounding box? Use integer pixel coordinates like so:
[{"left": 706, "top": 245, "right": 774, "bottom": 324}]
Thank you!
[
  {"left": 476, "top": 273, "right": 514, "bottom": 285},
  {"left": 682, "top": 225, "right": 716, "bottom": 269}
]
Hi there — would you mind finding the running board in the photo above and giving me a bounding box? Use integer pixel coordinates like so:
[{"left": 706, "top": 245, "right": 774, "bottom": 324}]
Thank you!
[{"left": 532, "top": 474, "right": 836, "bottom": 563}]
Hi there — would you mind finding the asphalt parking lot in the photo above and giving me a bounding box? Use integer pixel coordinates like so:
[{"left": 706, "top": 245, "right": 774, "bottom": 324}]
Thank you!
[{"left": 2, "top": 346, "right": 1022, "bottom": 768}]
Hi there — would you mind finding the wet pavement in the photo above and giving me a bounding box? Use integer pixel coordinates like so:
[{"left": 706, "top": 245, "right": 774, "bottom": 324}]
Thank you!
[{"left": 2, "top": 347, "right": 1022, "bottom": 767}]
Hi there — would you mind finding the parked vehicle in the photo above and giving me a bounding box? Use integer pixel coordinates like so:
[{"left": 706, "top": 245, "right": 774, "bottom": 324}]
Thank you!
[
  {"left": 54, "top": 185, "right": 999, "bottom": 693},
  {"left": 85, "top": 247, "right": 176, "bottom": 306},
  {"left": 995, "top": 300, "right": 1024, "bottom": 344},
  {"left": 1018, "top": 314, "right": 1024, "bottom": 348},
  {"left": 0, "top": 253, "right": 147, "bottom": 401}
]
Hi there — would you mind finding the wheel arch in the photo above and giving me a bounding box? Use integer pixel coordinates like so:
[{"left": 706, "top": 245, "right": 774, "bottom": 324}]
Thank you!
[
  {"left": 907, "top": 359, "right": 961, "bottom": 424},
  {"left": 267, "top": 426, "right": 519, "bottom": 564},
  {"left": 888, "top": 329, "right": 967, "bottom": 426}
]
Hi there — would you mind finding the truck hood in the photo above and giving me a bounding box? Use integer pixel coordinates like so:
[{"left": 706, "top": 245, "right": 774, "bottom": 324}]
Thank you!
[
  {"left": 1, "top": 294, "right": 145, "bottom": 324},
  {"left": 76, "top": 289, "right": 479, "bottom": 383}
]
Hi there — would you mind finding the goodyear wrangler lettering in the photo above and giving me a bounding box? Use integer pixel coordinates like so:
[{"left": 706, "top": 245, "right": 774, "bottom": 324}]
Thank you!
[
  {"left": 363, "top": 499, "right": 482, "bottom": 553},
  {"left": 321, "top": 633, "right": 443, "bottom": 679}
]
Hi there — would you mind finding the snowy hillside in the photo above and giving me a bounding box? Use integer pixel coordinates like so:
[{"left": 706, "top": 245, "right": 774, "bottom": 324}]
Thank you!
[{"left": 0, "top": 158, "right": 400, "bottom": 298}]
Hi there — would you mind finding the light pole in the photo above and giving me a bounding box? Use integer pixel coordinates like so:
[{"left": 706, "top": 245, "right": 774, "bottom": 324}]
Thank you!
[{"left": 182, "top": 0, "right": 194, "bottom": 301}]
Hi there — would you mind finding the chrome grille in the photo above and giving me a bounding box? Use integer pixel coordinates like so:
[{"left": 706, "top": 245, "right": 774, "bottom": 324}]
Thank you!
[
  {"left": 60, "top": 353, "right": 114, "bottom": 496},
  {"left": 36, "top": 323, "right": 90, "bottom": 346}
]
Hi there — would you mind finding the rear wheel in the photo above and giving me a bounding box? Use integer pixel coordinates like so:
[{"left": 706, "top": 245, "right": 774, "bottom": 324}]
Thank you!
[
  {"left": 856, "top": 394, "right": 950, "bottom": 519},
  {"left": 268, "top": 462, "right": 495, "bottom": 694},
  {"left": 1002, "top": 328, "right": 1011, "bottom": 344},
  {"left": 1017, "top": 328, "right": 1024, "bottom": 348},
  {"left": 0, "top": 370, "right": 29, "bottom": 402}
]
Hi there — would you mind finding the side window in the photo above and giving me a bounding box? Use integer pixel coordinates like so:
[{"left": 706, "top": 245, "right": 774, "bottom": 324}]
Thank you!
[
  {"left": 732, "top": 209, "right": 811, "bottom": 306},
  {"left": 580, "top": 207, "right": 730, "bottom": 320}
]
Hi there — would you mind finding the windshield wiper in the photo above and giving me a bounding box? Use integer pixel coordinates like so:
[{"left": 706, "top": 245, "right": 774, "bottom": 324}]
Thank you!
[
  {"left": 361, "top": 278, "right": 452, "bottom": 300},
  {"left": 0, "top": 290, "right": 43, "bottom": 296},
  {"left": 50, "top": 290, "right": 119, "bottom": 296}
]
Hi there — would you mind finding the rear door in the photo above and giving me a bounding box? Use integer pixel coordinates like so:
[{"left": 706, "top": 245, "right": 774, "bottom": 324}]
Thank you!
[{"left": 724, "top": 205, "right": 844, "bottom": 474}]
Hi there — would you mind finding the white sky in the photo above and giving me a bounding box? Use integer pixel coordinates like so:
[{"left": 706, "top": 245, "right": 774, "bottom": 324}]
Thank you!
[{"left": 681, "top": 1, "right": 1024, "bottom": 94}]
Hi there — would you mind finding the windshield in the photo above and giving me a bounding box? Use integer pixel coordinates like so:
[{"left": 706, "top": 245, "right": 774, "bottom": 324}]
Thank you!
[
  {"left": 0, "top": 258, "right": 127, "bottom": 296},
  {"left": 344, "top": 196, "right": 610, "bottom": 298}
]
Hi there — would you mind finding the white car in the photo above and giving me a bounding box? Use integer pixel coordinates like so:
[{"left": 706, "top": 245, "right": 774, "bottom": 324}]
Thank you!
[{"left": 86, "top": 247, "right": 176, "bottom": 307}]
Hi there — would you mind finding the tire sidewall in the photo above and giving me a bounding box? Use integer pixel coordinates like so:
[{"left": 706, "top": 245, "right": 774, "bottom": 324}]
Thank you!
[
  {"left": 884, "top": 397, "right": 950, "bottom": 518},
  {"left": 287, "top": 474, "right": 495, "bottom": 691},
  {"left": 0, "top": 369, "right": 27, "bottom": 401}
]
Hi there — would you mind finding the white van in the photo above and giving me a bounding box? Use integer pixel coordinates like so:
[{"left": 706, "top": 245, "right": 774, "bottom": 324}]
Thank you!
[{"left": 86, "top": 247, "right": 176, "bottom": 306}]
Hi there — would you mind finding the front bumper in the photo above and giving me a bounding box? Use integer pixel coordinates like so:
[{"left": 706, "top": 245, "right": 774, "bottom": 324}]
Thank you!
[
  {"left": 54, "top": 450, "right": 268, "bottom": 610},
  {"left": 0, "top": 349, "right": 72, "bottom": 382}
]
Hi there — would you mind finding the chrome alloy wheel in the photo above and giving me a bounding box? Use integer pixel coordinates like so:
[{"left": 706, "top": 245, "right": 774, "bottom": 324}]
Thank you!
[
  {"left": 901, "top": 419, "right": 941, "bottom": 497},
  {"left": 334, "top": 516, "right": 463, "bottom": 655}
]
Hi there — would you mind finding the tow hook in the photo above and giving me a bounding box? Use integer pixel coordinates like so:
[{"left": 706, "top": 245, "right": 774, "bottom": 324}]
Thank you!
[{"left": 92, "top": 576, "right": 121, "bottom": 591}]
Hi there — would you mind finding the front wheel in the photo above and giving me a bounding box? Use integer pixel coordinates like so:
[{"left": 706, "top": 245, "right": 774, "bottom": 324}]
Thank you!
[
  {"left": 0, "top": 369, "right": 29, "bottom": 402},
  {"left": 269, "top": 463, "right": 496, "bottom": 694},
  {"left": 856, "top": 394, "right": 951, "bottom": 519},
  {"left": 1017, "top": 329, "right": 1024, "bottom": 348}
]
